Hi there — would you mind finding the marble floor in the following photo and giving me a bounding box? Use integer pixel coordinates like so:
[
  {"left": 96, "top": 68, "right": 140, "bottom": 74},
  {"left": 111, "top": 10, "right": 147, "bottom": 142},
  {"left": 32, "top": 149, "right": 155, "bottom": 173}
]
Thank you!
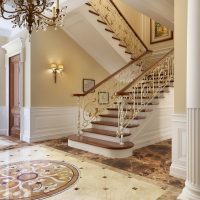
[
  {"left": 0, "top": 136, "right": 183, "bottom": 199},
  {"left": 0, "top": 136, "right": 29, "bottom": 151}
]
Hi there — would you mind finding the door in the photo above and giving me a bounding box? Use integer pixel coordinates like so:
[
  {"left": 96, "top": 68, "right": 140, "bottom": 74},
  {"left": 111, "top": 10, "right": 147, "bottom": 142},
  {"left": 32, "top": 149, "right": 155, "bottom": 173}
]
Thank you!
[{"left": 9, "top": 55, "right": 21, "bottom": 138}]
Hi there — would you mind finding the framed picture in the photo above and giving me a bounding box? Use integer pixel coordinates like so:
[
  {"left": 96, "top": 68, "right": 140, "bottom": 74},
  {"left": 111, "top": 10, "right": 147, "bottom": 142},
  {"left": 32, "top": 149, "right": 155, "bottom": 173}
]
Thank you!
[
  {"left": 83, "top": 79, "right": 95, "bottom": 93},
  {"left": 150, "top": 19, "right": 173, "bottom": 44},
  {"left": 98, "top": 92, "right": 109, "bottom": 105}
]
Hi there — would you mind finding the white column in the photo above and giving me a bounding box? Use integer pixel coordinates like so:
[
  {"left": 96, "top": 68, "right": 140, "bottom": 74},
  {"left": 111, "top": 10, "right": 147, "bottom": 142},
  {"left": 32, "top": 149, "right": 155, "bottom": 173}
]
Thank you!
[{"left": 178, "top": 0, "right": 200, "bottom": 199}]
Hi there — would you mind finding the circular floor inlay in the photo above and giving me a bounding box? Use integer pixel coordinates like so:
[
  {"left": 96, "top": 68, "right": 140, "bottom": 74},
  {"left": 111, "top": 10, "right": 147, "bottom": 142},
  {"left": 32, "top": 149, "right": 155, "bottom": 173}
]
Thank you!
[{"left": 0, "top": 160, "right": 79, "bottom": 200}]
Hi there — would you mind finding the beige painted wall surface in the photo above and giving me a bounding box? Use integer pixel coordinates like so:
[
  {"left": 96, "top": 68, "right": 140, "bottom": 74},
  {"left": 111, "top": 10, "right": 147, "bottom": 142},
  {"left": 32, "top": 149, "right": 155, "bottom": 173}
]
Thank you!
[
  {"left": 174, "top": 0, "right": 187, "bottom": 114},
  {"left": 31, "top": 28, "right": 109, "bottom": 107},
  {"left": 0, "top": 37, "right": 7, "bottom": 106},
  {"left": 113, "top": 0, "right": 174, "bottom": 51}
]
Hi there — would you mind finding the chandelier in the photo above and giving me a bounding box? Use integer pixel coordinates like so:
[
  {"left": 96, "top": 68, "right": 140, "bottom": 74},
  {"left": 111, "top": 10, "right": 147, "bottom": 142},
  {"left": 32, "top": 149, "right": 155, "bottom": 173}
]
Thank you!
[{"left": 0, "top": 0, "right": 67, "bottom": 34}]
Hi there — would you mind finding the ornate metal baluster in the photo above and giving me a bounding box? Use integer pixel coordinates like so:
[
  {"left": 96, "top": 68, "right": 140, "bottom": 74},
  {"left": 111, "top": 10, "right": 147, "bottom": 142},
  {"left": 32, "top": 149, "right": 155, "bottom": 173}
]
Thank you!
[{"left": 77, "top": 96, "right": 81, "bottom": 136}]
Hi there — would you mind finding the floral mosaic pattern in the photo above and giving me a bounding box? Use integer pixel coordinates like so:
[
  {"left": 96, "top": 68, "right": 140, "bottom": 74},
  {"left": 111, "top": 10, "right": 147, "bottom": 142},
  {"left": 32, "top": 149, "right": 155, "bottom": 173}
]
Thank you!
[{"left": 0, "top": 160, "right": 79, "bottom": 200}]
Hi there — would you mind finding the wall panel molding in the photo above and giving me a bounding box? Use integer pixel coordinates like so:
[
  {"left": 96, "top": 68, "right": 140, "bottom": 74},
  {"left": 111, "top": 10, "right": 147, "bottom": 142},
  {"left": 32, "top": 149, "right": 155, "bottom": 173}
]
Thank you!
[
  {"left": 170, "top": 114, "right": 187, "bottom": 179},
  {"left": 21, "top": 107, "right": 78, "bottom": 143}
]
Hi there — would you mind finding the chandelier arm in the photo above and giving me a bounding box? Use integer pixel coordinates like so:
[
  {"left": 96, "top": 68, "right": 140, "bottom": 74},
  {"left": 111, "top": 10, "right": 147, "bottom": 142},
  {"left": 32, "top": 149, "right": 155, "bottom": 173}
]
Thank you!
[
  {"left": 0, "top": 5, "right": 24, "bottom": 14},
  {"left": 36, "top": 12, "right": 58, "bottom": 21},
  {"left": 1, "top": 12, "right": 17, "bottom": 20}
]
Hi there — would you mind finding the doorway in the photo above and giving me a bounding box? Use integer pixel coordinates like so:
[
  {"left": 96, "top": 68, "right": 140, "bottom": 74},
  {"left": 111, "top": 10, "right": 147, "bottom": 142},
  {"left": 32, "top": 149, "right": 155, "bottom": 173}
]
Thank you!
[{"left": 9, "top": 54, "right": 21, "bottom": 138}]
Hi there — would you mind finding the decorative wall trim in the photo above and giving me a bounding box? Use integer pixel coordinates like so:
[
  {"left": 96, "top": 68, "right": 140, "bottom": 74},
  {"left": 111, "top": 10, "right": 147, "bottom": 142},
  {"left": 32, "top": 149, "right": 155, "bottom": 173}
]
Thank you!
[
  {"left": 170, "top": 114, "right": 187, "bottom": 179},
  {"left": 21, "top": 107, "right": 78, "bottom": 143},
  {"left": 0, "top": 106, "right": 8, "bottom": 135},
  {"left": 133, "top": 106, "right": 173, "bottom": 149}
]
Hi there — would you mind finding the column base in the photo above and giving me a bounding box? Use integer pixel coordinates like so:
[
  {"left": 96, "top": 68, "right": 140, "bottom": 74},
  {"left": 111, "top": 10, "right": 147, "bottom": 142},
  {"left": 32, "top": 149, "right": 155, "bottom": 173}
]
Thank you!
[{"left": 178, "top": 182, "right": 200, "bottom": 200}]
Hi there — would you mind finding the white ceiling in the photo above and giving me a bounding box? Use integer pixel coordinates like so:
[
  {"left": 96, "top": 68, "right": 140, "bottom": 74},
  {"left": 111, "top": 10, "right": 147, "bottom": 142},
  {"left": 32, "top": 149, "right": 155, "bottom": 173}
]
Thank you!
[
  {"left": 123, "top": 0, "right": 174, "bottom": 30},
  {"left": 0, "top": 0, "right": 87, "bottom": 37}
]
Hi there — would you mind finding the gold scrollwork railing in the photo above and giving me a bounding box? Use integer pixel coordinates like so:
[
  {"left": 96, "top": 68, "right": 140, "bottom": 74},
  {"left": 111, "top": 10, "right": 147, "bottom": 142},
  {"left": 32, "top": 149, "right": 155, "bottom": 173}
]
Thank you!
[
  {"left": 73, "top": 50, "right": 169, "bottom": 136},
  {"left": 89, "top": 0, "right": 148, "bottom": 58},
  {"left": 116, "top": 49, "right": 174, "bottom": 144}
]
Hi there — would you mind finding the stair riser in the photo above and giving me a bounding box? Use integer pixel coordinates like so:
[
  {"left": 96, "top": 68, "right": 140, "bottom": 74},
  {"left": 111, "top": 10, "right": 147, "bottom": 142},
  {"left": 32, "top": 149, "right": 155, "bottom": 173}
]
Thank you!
[
  {"left": 92, "top": 124, "right": 137, "bottom": 133},
  {"left": 68, "top": 139, "right": 133, "bottom": 158},
  {"left": 107, "top": 110, "right": 151, "bottom": 117},
  {"left": 108, "top": 105, "right": 155, "bottom": 111},
  {"left": 132, "top": 93, "right": 164, "bottom": 98},
  {"left": 127, "top": 87, "right": 170, "bottom": 93},
  {"left": 99, "top": 117, "right": 140, "bottom": 125},
  {"left": 83, "top": 132, "right": 130, "bottom": 143}
]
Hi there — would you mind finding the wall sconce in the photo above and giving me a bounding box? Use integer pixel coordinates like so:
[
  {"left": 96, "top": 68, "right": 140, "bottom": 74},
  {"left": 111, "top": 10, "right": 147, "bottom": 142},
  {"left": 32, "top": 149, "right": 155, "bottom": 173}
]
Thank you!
[{"left": 50, "top": 63, "right": 64, "bottom": 83}]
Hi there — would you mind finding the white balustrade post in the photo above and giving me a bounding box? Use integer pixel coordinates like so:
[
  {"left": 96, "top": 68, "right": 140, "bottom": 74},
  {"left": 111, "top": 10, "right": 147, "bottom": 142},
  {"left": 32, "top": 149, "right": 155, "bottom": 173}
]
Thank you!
[{"left": 178, "top": 0, "right": 200, "bottom": 199}]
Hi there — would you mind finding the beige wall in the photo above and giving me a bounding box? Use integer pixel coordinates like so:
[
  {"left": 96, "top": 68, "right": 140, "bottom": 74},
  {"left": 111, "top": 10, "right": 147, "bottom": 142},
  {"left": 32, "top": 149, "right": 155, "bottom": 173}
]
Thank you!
[
  {"left": 113, "top": 0, "right": 174, "bottom": 51},
  {"left": 0, "top": 37, "right": 7, "bottom": 106},
  {"left": 31, "top": 28, "right": 109, "bottom": 107},
  {"left": 174, "top": 0, "right": 187, "bottom": 114}
]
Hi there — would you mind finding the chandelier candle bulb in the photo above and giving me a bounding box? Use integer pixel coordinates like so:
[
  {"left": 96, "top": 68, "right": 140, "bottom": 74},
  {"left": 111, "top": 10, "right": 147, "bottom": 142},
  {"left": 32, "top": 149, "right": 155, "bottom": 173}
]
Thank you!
[
  {"left": 57, "top": 0, "right": 59, "bottom": 9},
  {"left": 53, "top": 7, "right": 56, "bottom": 18}
]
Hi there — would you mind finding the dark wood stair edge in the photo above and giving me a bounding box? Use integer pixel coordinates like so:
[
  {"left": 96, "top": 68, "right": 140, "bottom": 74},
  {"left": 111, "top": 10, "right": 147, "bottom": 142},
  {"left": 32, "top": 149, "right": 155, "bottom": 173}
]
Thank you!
[
  {"left": 89, "top": 10, "right": 99, "bottom": 16},
  {"left": 82, "top": 128, "right": 131, "bottom": 137},
  {"left": 68, "top": 135, "right": 134, "bottom": 150}
]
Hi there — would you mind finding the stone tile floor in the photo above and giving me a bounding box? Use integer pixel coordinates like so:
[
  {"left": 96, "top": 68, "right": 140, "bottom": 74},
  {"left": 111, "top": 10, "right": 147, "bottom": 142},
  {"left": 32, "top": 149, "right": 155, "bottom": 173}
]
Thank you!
[{"left": 0, "top": 136, "right": 184, "bottom": 199}]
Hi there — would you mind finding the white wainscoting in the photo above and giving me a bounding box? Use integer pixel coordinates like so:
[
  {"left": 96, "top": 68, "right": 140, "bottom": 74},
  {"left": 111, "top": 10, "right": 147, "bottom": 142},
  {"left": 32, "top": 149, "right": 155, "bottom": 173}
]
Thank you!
[
  {"left": 132, "top": 88, "right": 174, "bottom": 149},
  {"left": 170, "top": 114, "right": 187, "bottom": 179},
  {"left": 0, "top": 106, "right": 8, "bottom": 135},
  {"left": 133, "top": 106, "right": 173, "bottom": 149},
  {"left": 21, "top": 107, "right": 78, "bottom": 143}
]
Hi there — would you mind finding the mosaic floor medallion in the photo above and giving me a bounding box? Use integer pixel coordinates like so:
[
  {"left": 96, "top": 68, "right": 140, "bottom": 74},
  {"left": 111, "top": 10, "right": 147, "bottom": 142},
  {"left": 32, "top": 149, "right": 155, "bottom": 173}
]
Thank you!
[{"left": 0, "top": 160, "right": 79, "bottom": 200}]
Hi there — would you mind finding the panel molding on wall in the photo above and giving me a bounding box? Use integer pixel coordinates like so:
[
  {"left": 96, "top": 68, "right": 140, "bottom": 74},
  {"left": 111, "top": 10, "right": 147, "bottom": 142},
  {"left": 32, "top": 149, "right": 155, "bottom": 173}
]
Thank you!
[
  {"left": 0, "top": 106, "right": 8, "bottom": 135},
  {"left": 21, "top": 107, "right": 78, "bottom": 143},
  {"left": 170, "top": 114, "right": 187, "bottom": 179}
]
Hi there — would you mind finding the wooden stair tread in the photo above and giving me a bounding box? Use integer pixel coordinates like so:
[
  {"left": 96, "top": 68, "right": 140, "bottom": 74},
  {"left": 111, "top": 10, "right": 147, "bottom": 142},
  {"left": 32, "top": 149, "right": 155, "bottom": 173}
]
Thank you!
[
  {"left": 89, "top": 10, "right": 99, "bottom": 16},
  {"left": 91, "top": 121, "right": 139, "bottom": 128},
  {"left": 112, "top": 36, "right": 120, "bottom": 41},
  {"left": 107, "top": 108, "right": 153, "bottom": 112},
  {"left": 97, "top": 19, "right": 107, "bottom": 25},
  {"left": 100, "top": 114, "right": 146, "bottom": 120},
  {"left": 105, "top": 28, "right": 114, "bottom": 33},
  {"left": 82, "top": 128, "right": 131, "bottom": 137},
  {"left": 68, "top": 135, "right": 134, "bottom": 150},
  {"left": 85, "top": 2, "right": 91, "bottom": 6},
  {"left": 119, "top": 43, "right": 126, "bottom": 48}
]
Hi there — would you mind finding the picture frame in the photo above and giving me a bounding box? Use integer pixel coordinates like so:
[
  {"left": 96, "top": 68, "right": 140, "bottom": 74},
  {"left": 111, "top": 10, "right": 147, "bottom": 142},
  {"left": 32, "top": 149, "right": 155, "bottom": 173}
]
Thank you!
[
  {"left": 83, "top": 79, "right": 95, "bottom": 93},
  {"left": 98, "top": 92, "right": 109, "bottom": 105},
  {"left": 150, "top": 19, "right": 173, "bottom": 44}
]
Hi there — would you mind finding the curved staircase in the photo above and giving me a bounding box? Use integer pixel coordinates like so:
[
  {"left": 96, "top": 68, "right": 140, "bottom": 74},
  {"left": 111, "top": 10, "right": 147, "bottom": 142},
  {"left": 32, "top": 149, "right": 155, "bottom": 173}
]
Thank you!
[
  {"left": 68, "top": 0, "right": 174, "bottom": 158},
  {"left": 68, "top": 50, "right": 174, "bottom": 158}
]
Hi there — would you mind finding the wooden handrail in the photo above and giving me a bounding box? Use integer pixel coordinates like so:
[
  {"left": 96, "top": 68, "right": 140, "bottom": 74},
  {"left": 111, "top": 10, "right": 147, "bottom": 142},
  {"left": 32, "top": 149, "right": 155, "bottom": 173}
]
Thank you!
[
  {"left": 73, "top": 51, "right": 151, "bottom": 97},
  {"left": 109, "top": 0, "right": 149, "bottom": 52},
  {"left": 117, "top": 49, "right": 174, "bottom": 95}
]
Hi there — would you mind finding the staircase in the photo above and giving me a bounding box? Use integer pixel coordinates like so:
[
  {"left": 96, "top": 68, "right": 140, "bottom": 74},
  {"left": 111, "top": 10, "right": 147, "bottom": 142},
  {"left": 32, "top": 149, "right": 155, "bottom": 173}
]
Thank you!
[
  {"left": 68, "top": 50, "right": 174, "bottom": 158},
  {"left": 68, "top": 0, "right": 174, "bottom": 158}
]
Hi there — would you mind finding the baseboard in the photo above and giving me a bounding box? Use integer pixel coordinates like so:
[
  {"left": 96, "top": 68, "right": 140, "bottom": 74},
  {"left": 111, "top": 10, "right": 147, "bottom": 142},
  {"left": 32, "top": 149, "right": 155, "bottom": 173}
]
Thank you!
[
  {"left": 170, "top": 163, "right": 186, "bottom": 180},
  {"left": 0, "top": 106, "right": 8, "bottom": 135},
  {"left": 21, "top": 107, "right": 78, "bottom": 143},
  {"left": 0, "top": 129, "right": 8, "bottom": 135}
]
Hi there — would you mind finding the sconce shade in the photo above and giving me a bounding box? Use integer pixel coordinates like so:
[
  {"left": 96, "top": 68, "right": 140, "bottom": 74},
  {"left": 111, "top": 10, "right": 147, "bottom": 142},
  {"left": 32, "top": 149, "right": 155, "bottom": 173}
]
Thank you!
[
  {"left": 51, "top": 63, "right": 57, "bottom": 71},
  {"left": 58, "top": 64, "right": 64, "bottom": 73}
]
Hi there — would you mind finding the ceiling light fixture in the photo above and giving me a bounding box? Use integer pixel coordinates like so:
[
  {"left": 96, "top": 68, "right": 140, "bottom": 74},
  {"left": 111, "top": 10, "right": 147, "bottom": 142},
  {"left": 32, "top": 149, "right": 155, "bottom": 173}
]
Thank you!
[{"left": 0, "top": 0, "right": 67, "bottom": 34}]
